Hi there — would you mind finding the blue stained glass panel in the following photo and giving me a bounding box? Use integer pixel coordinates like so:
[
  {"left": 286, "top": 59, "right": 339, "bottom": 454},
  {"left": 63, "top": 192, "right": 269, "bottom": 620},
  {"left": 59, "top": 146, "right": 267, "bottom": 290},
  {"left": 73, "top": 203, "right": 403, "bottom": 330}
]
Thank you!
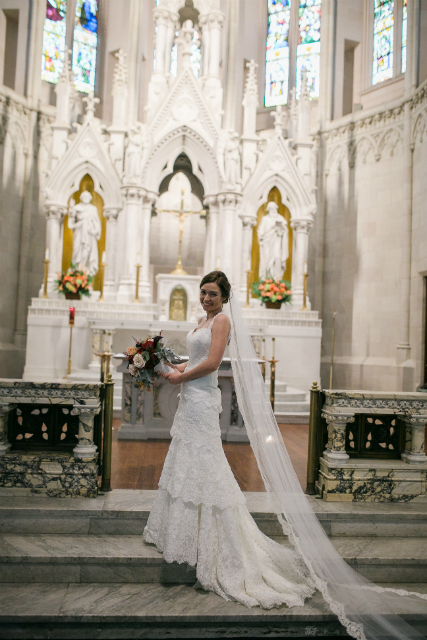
[
  {"left": 372, "top": 0, "right": 394, "bottom": 85},
  {"left": 265, "top": 0, "right": 291, "bottom": 107},
  {"left": 401, "top": 0, "right": 407, "bottom": 73},
  {"left": 296, "top": 0, "right": 321, "bottom": 98},
  {"left": 72, "top": 0, "right": 98, "bottom": 93},
  {"left": 41, "top": 0, "right": 67, "bottom": 84}
]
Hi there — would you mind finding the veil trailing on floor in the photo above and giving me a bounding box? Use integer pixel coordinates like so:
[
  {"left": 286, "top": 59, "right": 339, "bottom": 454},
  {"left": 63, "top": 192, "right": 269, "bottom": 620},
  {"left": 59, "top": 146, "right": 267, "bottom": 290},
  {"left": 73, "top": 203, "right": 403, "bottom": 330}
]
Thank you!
[{"left": 227, "top": 289, "right": 427, "bottom": 640}]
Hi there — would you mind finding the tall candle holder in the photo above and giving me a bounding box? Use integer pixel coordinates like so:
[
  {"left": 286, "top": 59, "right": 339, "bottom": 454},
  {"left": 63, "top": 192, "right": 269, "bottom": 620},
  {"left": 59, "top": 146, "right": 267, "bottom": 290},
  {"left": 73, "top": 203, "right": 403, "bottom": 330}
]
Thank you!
[
  {"left": 329, "top": 312, "right": 337, "bottom": 389},
  {"left": 133, "top": 256, "right": 141, "bottom": 304},
  {"left": 67, "top": 307, "right": 75, "bottom": 376},
  {"left": 42, "top": 248, "right": 50, "bottom": 299},
  {"left": 269, "top": 337, "right": 278, "bottom": 411},
  {"left": 261, "top": 338, "right": 266, "bottom": 381},
  {"left": 99, "top": 252, "right": 106, "bottom": 302}
]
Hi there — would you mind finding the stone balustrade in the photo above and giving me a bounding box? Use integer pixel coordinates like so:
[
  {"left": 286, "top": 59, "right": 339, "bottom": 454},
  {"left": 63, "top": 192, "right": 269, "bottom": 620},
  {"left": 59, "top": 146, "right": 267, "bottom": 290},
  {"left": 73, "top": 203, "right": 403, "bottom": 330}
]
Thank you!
[{"left": 0, "top": 380, "right": 102, "bottom": 497}]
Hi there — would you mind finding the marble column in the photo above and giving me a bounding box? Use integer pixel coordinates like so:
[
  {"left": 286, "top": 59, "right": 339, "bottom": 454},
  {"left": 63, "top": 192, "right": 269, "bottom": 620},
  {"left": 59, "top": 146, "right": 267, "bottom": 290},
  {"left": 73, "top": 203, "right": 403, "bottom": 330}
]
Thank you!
[
  {"left": 72, "top": 405, "right": 100, "bottom": 460},
  {"left": 290, "top": 218, "right": 312, "bottom": 308},
  {"left": 401, "top": 414, "right": 427, "bottom": 465},
  {"left": 239, "top": 215, "right": 256, "bottom": 300},
  {"left": 321, "top": 411, "right": 355, "bottom": 463},
  {"left": 0, "top": 403, "right": 16, "bottom": 455},
  {"left": 103, "top": 208, "right": 120, "bottom": 297},
  {"left": 117, "top": 186, "right": 144, "bottom": 303},
  {"left": 223, "top": 0, "right": 239, "bottom": 130},
  {"left": 164, "top": 11, "right": 178, "bottom": 75},
  {"left": 88, "top": 328, "right": 103, "bottom": 371},
  {"left": 207, "top": 12, "right": 224, "bottom": 78},
  {"left": 218, "top": 192, "right": 241, "bottom": 280},
  {"left": 127, "top": 0, "right": 142, "bottom": 124},
  {"left": 153, "top": 8, "right": 169, "bottom": 74},
  {"left": 203, "top": 196, "right": 219, "bottom": 273},
  {"left": 199, "top": 15, "right": 210, "bottom": 78},
  {"left": 138, "top": 194, "right": 155, "bottom": 303},
  {"left": 44, "top": 204, "right": 67, "bottom": 294}
]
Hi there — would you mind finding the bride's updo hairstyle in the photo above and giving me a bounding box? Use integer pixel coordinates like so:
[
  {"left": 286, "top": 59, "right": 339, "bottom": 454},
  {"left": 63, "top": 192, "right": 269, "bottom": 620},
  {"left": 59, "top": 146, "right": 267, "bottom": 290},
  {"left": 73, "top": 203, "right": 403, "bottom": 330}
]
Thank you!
[{"left": 200, "top": 271, "right": 231, "bottom": 304}]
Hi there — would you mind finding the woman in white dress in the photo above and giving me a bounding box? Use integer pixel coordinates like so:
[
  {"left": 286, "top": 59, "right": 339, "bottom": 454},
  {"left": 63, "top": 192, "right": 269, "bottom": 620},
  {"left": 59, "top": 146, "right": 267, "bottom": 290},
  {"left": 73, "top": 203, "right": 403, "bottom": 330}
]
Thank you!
[
  {"left": 143, "top": 271, "right": 315, "bottom": 608},
  {"left": 144, "top": 271, "right": 427, "bottom": 639}
]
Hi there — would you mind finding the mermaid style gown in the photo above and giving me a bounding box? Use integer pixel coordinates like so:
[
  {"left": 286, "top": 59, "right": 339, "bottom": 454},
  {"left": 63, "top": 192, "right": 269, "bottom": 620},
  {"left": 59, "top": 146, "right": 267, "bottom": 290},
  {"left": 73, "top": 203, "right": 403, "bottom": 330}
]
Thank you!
[{"left": 143, "top": 313, "right": 315, "bottom": 608}]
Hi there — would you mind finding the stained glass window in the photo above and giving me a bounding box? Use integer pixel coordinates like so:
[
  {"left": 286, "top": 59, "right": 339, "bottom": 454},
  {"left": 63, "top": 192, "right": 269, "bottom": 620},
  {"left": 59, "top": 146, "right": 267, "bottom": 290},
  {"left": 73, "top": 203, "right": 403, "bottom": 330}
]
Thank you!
[
  {"left": 41, "top": 0, "right": 67, "bottom": 84},
  {"left": 401, "top": 0, "right": 407, "bottom": 73},
  {"left": 296, "top": 0, "right": 321, "bottom": 98},
  {"left": 265, "top": 0, "right": 291, "bottom": 107},
  {"left": 72, "top": 0, "right": 98, "bottom": 93},
  {"left": 372, "top": 0, "right": 394, "bottom": 85}
]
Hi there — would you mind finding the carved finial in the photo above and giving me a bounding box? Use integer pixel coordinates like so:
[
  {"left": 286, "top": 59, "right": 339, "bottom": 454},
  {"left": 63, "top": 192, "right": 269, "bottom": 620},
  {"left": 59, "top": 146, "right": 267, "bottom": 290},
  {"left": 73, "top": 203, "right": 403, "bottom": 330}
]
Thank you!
[
  {"left": 57, "top": 46, "right": 72, "bottom": 85},
  {"left": 300, "top": 66, "right": 310, "bottom": 101},
  {"left": 178, "top": 19, "right": 195, "bottom": 69},
  {"left": 112, "top": 49, "right": 128, "bottom": 93},
  {"left": 272, "top": 104, "right": 285, "bottom": 134},
  {"left": 311, "top": 381, "right": 319, "bottom": 391},
  {"left": 82, "top": 90, "right": 100, "bottom": 122},
  {"left": 242, "top": 59, "right": 259, "bottom": 109}
]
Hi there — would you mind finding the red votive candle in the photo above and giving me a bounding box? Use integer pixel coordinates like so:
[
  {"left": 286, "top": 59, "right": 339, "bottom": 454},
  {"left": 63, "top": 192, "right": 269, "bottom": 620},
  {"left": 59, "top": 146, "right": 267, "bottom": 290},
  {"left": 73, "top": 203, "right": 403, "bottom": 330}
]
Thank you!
[{"left": 69, "top": 307, "right": 75, "bottom": 326}]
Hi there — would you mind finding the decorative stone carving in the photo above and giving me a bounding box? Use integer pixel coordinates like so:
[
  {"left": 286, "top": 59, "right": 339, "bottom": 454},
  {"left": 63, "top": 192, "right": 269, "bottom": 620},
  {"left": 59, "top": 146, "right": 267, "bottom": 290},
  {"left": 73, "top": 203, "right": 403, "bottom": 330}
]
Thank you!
[
  {"left": 321, "top": 410, "right": 355, "bottom": 462},
  {"left": 0, "top": 403, "right": 16, "bottom": 455},
  {"left": 124, "top": 123, "right": 147, "bottom": 184},
  {"left": 401, "top": 414, "right": 427, "bottom": 465},
  {"left": 71, "top": 404, "right": 101, "bottom": 460},
  {"left": 218, "top": 130, "right": 241, "bottom": 188},
  {"left": 257, "top": 202, "right": 289, "bottom": 280},
  {"left": 68, "top": 191, "right": 102, "bottom": 276},
  {"left": 82, "top": 91, "right": 100, "bottom": 123}
]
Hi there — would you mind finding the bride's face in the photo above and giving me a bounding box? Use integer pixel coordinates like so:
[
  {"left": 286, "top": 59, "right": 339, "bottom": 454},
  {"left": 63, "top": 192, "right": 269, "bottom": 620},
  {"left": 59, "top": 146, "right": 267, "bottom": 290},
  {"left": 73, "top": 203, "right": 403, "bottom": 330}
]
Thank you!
[{"left": 200, "top": 282, "right": 224, "bottom": 314}]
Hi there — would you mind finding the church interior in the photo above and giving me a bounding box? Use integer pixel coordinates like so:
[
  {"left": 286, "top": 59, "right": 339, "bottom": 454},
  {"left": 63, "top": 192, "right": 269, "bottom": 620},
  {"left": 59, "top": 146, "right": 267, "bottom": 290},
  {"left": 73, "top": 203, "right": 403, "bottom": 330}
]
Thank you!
[{"left": 0, "top": 0, "right": 427, "bottom": 637}]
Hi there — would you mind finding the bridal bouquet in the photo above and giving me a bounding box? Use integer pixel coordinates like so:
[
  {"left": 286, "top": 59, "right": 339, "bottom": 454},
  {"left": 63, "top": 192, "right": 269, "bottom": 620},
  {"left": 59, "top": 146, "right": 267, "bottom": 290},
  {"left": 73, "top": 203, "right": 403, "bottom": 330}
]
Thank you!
[{"left": 124, "top": 334, "right": 179, "bottom": 390}]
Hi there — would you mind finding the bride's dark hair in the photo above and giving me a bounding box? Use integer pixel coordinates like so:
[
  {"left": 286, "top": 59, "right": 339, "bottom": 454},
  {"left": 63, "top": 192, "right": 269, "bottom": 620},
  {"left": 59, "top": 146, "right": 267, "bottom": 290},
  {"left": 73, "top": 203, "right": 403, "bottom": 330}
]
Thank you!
[{"left": 200, "top": 271, "right": 231, "bottom": 303}]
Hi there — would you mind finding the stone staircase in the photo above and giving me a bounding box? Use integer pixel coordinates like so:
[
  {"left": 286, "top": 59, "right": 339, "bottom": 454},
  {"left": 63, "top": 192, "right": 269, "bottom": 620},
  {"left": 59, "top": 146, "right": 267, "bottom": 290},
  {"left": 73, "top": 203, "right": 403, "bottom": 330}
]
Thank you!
[
  {"left": 0, "top": 490, "right": 426, "bottom": 638},
  {"left": 266, "top": 380, "right": 310, "bottom": 424}
]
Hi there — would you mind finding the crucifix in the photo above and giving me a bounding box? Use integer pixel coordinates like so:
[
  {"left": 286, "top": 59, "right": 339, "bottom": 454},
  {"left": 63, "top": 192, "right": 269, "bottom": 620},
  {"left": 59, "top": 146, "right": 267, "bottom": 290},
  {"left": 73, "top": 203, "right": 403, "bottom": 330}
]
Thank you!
[{"left": 157, "top": 189, "right": 206, "bottom": 275}]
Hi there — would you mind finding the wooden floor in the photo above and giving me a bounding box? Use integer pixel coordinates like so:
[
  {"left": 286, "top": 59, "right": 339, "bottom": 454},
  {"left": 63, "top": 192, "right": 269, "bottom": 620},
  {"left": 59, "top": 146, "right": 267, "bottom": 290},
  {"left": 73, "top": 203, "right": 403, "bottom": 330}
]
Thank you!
[{"left": 111, "top": 421, "right": 308, "bottom": 492}]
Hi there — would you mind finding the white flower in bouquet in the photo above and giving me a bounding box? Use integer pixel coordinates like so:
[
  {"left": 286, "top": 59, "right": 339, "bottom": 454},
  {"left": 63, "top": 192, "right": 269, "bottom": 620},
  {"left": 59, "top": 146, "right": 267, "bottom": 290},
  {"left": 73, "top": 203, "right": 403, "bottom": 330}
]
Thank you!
[
  {"left": 133, "top": 353, "right": 145, "bottom": 368},
  {"left": 129, "top": 364, "right": 138, "bottom": 376}
]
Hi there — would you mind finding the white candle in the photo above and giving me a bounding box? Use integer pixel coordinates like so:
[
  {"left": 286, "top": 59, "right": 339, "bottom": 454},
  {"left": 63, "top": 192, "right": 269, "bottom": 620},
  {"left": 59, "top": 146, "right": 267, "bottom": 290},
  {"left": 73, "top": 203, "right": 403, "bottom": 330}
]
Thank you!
[
  {"left": 102, "top": 251, "right": 106, "bottom": 264},
  {"left": 45, "top": 248, "right": 49, "bottom": 261},
  {"left": 303, "top": 261, "right": 308, "bottom": 275},
  {"left": 136, "top": 253, "right": 140, "bottom": 265},
  {"left": 247, "top": 258, "right": 251, "bottom": 271}
]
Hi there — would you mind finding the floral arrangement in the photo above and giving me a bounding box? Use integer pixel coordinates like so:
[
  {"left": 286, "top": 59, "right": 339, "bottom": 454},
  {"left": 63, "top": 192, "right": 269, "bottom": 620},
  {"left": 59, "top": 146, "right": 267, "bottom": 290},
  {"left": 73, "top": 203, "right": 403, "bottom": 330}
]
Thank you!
[
  {"left": 252, "top": 278, "right": 292, "bottom": 305},
  {"left": 124, "top": 334, "right": 180, "bottom": 390},
  {"left": 55, "top": 262, "right": 93, "bottom": 298}
]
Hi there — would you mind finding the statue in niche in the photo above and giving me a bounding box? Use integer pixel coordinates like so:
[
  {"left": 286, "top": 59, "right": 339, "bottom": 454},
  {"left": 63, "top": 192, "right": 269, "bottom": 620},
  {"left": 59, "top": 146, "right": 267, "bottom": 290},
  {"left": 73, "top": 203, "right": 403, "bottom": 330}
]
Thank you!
[
  {"left": 68, "top": 190, "right": 102, "bottom": 276},
  {"left": 257, "top": 201, "right": 289, "bottom": 281},
  {"left": 169, "top": 286, "right": 187, "bottom": 321},
  {"left": 218, "top": 130, "right": 241, "bottom": 187},
  {"left": 124, "top": 123, "right": 147, "bottom": 183}
]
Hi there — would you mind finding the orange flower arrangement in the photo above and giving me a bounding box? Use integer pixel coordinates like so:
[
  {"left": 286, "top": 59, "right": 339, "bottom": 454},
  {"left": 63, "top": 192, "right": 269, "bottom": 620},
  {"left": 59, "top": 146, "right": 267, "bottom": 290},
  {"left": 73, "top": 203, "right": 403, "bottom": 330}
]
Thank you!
[
  {"left": 252, "top": 277, "right": 292, "bottom": 305},
  {"left": 55, "top": 262, "right": 93, "bottom": 298}
]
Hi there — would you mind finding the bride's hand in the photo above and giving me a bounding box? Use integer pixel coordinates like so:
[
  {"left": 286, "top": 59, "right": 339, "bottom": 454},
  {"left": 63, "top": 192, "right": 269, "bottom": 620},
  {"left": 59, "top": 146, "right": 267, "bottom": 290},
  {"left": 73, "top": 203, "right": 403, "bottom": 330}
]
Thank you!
[{"left": 163, "top": 370, "right": 182, "bottom": 385}]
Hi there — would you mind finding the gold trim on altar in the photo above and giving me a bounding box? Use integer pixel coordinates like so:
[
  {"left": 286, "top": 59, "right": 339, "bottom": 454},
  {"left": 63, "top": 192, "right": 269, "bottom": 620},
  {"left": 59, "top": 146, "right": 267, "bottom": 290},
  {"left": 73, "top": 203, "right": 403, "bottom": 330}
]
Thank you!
[
  {"left": 169, "top": 285, "right": 188, "bottom": 321},
  {"left": 63, "top": 174, "right": 106, "bottom": 291},
  {"left": 251, "top": 187, "right": 292, "bottom": 292}
]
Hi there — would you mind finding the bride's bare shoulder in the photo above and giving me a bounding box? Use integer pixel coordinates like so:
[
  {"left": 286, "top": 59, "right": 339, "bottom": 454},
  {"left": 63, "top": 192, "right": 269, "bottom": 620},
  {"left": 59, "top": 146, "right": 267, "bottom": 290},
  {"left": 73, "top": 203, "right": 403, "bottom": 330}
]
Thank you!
[{"left": 213, "top": 313, "right": 230, "bottom": 330}]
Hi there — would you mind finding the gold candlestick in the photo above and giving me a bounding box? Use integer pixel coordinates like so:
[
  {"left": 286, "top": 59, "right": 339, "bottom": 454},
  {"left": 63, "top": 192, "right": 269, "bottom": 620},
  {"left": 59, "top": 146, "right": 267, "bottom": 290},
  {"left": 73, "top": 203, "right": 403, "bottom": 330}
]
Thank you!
[
  {"left": 269, "top": 338, "right": 278, "bottom": 411},
  {"left": 42, "top": 258, "right": 50, "bottom": 298},
  {"left": 301, "top": 272, "right": 308, "bottom": 311},
  {"left": 99, "top": 257, "right": 106, "bottom": 302},
  {"left": 329, "top": 312, "right": 337, "bottom": 389},
  {"left": 245, "top": 269, "right": 251, "bottom": 308},
  {"left": 133, "top": 262, "right": 141, "bottom": 303},
  {"left": 261, "top": 338, "right": 266, "bottom": 381}
]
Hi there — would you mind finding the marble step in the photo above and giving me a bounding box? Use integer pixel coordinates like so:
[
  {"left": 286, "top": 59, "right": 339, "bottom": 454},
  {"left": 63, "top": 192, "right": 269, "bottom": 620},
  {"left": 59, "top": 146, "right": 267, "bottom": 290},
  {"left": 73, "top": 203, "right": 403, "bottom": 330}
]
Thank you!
[
  {"left": 274, "top": 401, "right": 310, "bottom": 413},
  {"left": 275, "top": 411, "right": 310, "bottom": 424},
  {"left": 1, "top": 582, "right": 426, "bottom": 640},
  {"left": 0, "top": 534, "right": 426, "bottom": 584},
  {"left": 274, "top": 391, "right": 307, "bottom": 402}
]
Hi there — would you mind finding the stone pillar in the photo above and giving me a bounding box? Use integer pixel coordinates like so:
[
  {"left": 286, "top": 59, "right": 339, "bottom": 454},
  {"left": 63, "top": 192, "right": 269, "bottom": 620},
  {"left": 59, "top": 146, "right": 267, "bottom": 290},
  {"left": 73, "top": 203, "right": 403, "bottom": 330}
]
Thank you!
[
  {"left": 207, "top": 12, "right": 223, "bottom": 78},
  {"left": 199, "top": 15, "right": 210, "bottom": 77},
  {"left": 218, "top": 192, "right": 241, "bottom": 281},
  {"left": 290, "top": 218, "right": 312, "bottom": 308},
  {"left": 43, "top": 204, "right": 67, "bottom": 294},
  {"left": 138, "top": 194, "right": 155, "bottom": 303},
  {"left": 103, "top": 208, "right": 120, "bottom": 297},
  {"left": 401, "top": 415, "right": 427, "bottom": 465},
  {"left": 164, "top": 11, "right": 178, "bottom": 75},
  {"left": 239, "top": 216, "right": 256, "bottom": 300},
  {"left": 153, "top": 8, "right": 169, "bottom": 74},
  {"left": 0, "top": 403, "right": 16, "bottom": 455},
  {"left": 223, "top": 0, "right": 239, "bottom": 130},
  {"left": 241, "top": 60, "right": 259, "bottom": 184},
  {"left": 321, "top": 411, "right": 355, "bottom": 463},
  {"left": 117, "top": 186, "right": 145, "bottom": 303},
  {"left": 203, "top": 196, "right": 219, "bottom": 273},
  {"left": 127, "top": 0, "right": 142, "bottom": 124},
  {"left": 72, "top": 405, "right": 101, "bottom": 460},
  {"left": 88, "top": 328, "right": 103, "bottom": 371}
]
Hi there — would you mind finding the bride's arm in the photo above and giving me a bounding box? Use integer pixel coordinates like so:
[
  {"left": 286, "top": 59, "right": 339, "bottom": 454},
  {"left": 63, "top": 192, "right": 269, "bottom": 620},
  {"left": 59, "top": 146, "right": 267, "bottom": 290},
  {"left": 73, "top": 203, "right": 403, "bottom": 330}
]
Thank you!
[{"left": 163, "top": 315, "right": 230, "bottom": 385}]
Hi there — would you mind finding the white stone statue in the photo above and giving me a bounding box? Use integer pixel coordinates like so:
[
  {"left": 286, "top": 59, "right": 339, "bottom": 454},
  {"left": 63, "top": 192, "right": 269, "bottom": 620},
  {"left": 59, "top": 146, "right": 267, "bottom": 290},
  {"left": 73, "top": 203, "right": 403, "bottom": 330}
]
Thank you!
[
  {"left": 257, "top": 202, "right": 289, "bottom": 280},
  {"left": 68, "top": 191, "right": 102, "bottom": 276},
  {"left": 218, "top": 130, "right": 241, "bottom": 187},
  {"left": 124, "top": 123, "right": 146, "bottom": 183}
]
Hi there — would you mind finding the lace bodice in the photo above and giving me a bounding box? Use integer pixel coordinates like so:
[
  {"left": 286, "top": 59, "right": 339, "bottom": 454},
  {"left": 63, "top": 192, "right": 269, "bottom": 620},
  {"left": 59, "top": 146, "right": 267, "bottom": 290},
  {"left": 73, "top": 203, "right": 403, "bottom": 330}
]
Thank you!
[{"left": 185, "top": 312, "right": 230, "bottom": 386}]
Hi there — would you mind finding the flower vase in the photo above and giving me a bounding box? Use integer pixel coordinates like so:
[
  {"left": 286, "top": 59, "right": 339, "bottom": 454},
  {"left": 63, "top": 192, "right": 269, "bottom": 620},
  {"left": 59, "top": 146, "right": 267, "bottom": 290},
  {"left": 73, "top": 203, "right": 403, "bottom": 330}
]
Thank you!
[
  {"left": 265, "top": 301, "right": 281, "bottom": 310},
  {"left": 65, "top": 292, "right": 80, "bottom": 300}
]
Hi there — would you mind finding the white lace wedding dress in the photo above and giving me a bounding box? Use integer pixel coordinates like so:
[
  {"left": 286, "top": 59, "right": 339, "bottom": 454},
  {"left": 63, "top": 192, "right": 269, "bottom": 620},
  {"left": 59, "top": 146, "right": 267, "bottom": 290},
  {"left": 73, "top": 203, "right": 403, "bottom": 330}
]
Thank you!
[{"left": 143, "top": 313, "right": 315, "bottom": 608}]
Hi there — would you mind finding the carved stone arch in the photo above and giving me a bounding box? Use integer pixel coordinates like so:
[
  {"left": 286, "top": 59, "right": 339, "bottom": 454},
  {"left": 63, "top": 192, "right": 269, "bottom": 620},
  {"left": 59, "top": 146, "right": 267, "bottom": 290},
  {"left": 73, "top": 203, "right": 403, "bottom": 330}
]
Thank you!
[
  {"left": 350, "top": 135, "right": 376, "bottom": 167},
  {"left": 377, "top": 126, "right": 403, "bottom": 160},
  {"left": 412, "top": 111, "right": 427, "bottom": 147},
  {"left": 142, "top": 125, "right": 220, "bottom": 195},
  {"left": 6, "top": 119, "right": 27, "bottom": 152},
  {"left": 242, "top": 172, "right": 313, "bottom": 224},
  {"left": 325, "top": 144, "right": 348, "bottom": 174}
]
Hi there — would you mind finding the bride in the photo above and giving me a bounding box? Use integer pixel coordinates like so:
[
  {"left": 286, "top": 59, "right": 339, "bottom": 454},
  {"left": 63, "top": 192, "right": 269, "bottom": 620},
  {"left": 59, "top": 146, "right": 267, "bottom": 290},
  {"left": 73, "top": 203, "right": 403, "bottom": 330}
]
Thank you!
[{"left": 143, "top": 271, "right": 427, "bottom": 639}]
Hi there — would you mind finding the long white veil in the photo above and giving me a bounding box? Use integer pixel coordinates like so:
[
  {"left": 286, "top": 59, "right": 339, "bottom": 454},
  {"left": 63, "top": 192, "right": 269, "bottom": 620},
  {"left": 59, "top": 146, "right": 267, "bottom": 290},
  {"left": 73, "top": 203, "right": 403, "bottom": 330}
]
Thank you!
[{"left": 227, "top": 289, "right": 427, "bottom": 640}]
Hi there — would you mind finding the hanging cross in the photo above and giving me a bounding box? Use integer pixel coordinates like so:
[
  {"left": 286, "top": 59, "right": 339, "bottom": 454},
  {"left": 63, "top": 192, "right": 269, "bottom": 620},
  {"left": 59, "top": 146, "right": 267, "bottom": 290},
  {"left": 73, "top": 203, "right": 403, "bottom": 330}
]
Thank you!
[{"left": 157, "top": 189, "right": 206, "bottom": 275}]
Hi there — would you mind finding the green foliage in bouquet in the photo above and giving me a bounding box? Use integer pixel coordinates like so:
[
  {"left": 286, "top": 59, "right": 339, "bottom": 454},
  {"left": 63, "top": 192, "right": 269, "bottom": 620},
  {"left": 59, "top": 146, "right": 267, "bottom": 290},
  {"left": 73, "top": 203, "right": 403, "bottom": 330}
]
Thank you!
[
  {"left": 55, "top": 262, "right": 93, "bottom": 298},
  {"left": 252, "top": 277, "right": 292, "bottom": 305}
]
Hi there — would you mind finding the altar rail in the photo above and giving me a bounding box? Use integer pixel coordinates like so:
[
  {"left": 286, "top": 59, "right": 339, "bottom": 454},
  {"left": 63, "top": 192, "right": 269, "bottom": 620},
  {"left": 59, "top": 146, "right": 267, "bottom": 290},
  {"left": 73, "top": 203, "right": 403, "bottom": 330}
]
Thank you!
[
  {"left": 306, "top": 389, "right": 427, "bottom": 502},
  {"left": 0, "top": 379, "right": 113, "bottom": 497}
]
